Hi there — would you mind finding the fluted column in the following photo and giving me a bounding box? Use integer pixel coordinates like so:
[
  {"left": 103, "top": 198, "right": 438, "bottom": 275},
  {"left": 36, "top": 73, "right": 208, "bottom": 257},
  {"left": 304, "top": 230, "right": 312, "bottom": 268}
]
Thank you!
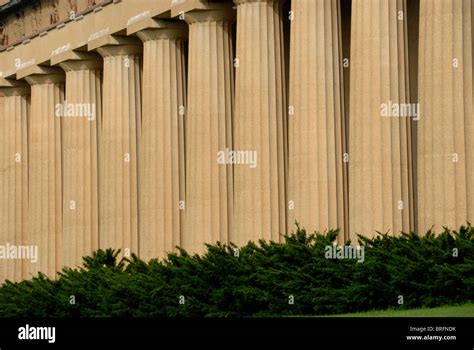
[
  {"left": 183, "top": 9, "right": 234, "bottom": 254},
  {"left": 417, "top": 0, "right": 474, "bottom": 232},
  {"left": 0, "top": 82, "right": 29, "bottom": 282},
  {"left": 288, "top": 0, "right": 347, "bottom": 241},
  {"left": 59, "top": 53, "right": 102, "bottom": 269},
  {"left": 25, "top": 70, "right": 65, "bottom": 278},
  {"left": 97, "top": 39, "right": 141, "bottom": 257},
  {"left": 136, "top": 22, "right": 187, "bottom": 260},
  {"left": 349, "top": 0, "right": 414, "bottom": 238},
  {"left": 233, "top": 0, "right": 287, "bottom": 245}
]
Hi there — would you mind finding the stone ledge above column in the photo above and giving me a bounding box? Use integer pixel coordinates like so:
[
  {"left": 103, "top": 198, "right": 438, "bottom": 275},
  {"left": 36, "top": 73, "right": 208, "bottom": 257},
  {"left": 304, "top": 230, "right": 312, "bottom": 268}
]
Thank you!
[{"left": 0, "top": 78, "right": 30, "bottom": 96}]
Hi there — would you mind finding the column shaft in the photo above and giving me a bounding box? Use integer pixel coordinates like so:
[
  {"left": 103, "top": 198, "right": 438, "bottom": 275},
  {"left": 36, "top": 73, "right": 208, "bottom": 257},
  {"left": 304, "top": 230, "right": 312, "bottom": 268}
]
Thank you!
[
  {"left": 349, "top": 0, "right": 414, "bottom": 237},
  {"left": 233, "top": 0, "right": 287, "bottom": 245},
  {"left": 137, "top": 25, "right": 187, "bottom": 260},
  {"left": 25, "top": 73, "right": 65, "bottom": 278},
  {"left": 417, "top": 0, "right": 474, "bottom": 231},
  {"left": 97, "top": 42, "right": 141, "bottom": 257},
  {"left": 184, "top": 10, "right": 234, "bottom": 253},
  {"left": 288, "top": 0, "right": 347, "bottom": 240},
  {"left": 59, "top": 58, "right": 101, "bottom": 268},
  {"left": 0, "top": 86, "right": 29, "bottom": 282}
]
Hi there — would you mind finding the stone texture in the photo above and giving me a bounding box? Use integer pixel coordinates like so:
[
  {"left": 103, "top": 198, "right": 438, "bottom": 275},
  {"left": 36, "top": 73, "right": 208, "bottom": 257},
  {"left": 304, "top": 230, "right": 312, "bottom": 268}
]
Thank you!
[
  {"left": 417, "top": 0, "right": 474, "bottom": 232},
  {"left": 0, "top": 83, "right": 29, "bottom": 282},
  {"left": 97, "top": 39, "right": 142, "bottom": 258},
  {"left": 349, "top": 0, "right": 414, "bottom": 238},
  {"left": 137, "top": 23, "right": 187, "bottom": 260},
  {"left": 183, "top": 9, "right": 235, "bottom": 254},
  {"left": 288, "top": 0, "right": 347, "bottom": 242},
  {"left": 0, "top": 0, "right": 472, "bottom": 284},
  {"left": 233, "top": 0, "right": 287, "bottom": 245},
  {"left": 25, "top": 71, "right": 65, "bottom": 278},
  {"left": 59, "top": 54, "right": 102, "bottom": 269}
]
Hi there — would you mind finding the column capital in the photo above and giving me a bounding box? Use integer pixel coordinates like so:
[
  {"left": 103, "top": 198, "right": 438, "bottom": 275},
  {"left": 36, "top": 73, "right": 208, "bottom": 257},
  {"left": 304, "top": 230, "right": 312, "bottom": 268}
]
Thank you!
[
  {"left": 23, "top": 66, "right": 65, "bottom": 85},
  {"left": 52, "top": 51, "right": 102, "bottom": 72},
  {"left": 0, "top": 78, "right": 29, "bottom": 96},
  {"left": 97, "top": 44, "right": 143, "bottom": 58},
  {"left": 136, "top": 20, "right": 188, "bottom": 42},
  {"left": 128, "top": 18, "right": 187, "bottom": 37},
  {"left": 0, "top": 83, "right": 30, "bottom": 97},
  {"left": 59, "top": 60, "right": 103, "bottom": 72},
  {"left": 25, "top": 75, "right": 65, "bottom": 85},
  {"left": 89, "top": 35, "right": 142, "bottom": 57},
  {"left": 95, "top": 36, "right": 143, "bottom": 58},
  {"left": 171, "top": 0, "right": 235, "bottom": 24},
  {"left": 171, "top": 0, "right": 234, "bottom": 17},
  {"left": 234, "top": 0, "right": 286, "bottom": 5},
  {"left": 184, "top": 9, "right": 235, "bottom": 24}
]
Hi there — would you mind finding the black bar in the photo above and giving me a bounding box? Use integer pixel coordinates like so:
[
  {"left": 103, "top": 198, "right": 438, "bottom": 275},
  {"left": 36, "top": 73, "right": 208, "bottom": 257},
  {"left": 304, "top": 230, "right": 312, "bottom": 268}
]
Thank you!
[{"left": 0, "top": 317, "right": 472, "bottom": 348}]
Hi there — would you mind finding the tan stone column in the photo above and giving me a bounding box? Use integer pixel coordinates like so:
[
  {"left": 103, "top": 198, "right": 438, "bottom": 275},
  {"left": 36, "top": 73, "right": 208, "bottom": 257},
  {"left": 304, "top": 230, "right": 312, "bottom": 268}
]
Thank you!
[
  {"left": 0, "top": 80, "right": 29, "bottom": 282},
  {"left": 183, "top": 9, "right": 235, "bottom": 254},
  {"left": 58, "top": 52, "right": 102, "bottom": 269},
  {"left": 25, "top": 68, "right": 65, "bottom": 278},
  {"left": 96, "top": 38, "right": 142, "bottom": 258},
  {"left": 417, "top": 0, "right": 474, "bottom": 232},
  {"left": 136, "top": 22, "right": 187, "bottom": 260},
  {"left": 349, "top": 0, "right": 414, "bottom": 238},
  {"left": 233, "top": 0, "right": 287, "bottom": 245},
  {"left": 288, "top": 0, "right": 347, "bottom": 241}
]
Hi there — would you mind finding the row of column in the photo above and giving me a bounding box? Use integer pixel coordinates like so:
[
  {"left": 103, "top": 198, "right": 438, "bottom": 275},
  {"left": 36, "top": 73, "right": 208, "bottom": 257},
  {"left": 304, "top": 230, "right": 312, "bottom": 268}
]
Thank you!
[{"left": 0, "top": 0, "right": 473, "bottom": 282}]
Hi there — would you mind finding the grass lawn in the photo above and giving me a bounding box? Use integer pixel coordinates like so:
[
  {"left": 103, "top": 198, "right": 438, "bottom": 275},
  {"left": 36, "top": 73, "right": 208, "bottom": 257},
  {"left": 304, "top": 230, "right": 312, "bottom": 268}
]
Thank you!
[{"left": 325, "top": 304, "right": 474, "bottom": 317}]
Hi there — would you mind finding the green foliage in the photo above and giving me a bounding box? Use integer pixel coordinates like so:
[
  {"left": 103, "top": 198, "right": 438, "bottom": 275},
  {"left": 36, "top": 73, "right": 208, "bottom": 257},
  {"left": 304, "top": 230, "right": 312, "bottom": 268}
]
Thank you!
[{"left": 0, "top": 225, "right": 472, "bottom": 317}]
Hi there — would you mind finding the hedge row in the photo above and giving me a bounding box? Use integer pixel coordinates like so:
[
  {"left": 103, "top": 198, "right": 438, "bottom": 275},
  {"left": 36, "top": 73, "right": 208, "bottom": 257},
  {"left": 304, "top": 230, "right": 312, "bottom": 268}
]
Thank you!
[{"left": 0, "top": 225, "right": 473, "bottom": 317}]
